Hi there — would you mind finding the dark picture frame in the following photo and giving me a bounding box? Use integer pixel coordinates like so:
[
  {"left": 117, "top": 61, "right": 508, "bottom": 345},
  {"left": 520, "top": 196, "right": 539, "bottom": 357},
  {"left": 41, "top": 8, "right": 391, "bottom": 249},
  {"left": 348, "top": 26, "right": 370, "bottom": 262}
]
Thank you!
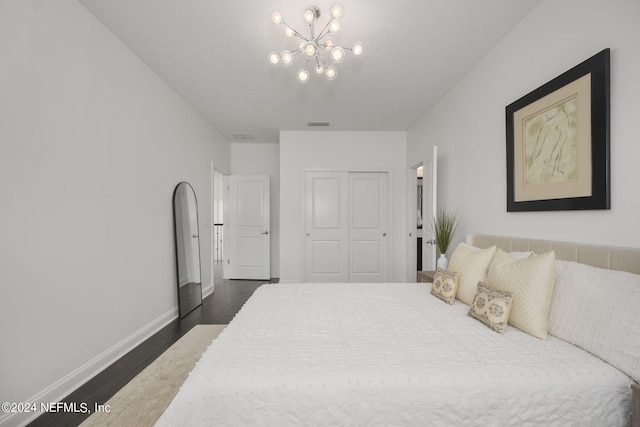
[{"left": 505, "top": 48, "right": 610, "bottom": 212}]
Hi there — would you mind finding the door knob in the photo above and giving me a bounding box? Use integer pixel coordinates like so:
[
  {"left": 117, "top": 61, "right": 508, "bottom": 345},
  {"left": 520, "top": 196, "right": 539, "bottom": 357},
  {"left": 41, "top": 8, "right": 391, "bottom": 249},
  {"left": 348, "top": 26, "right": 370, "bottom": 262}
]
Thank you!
[
  {"left": 261, "top": 231, "right": 269, "bottom": 235},
  {"left": 192, "top": 234, "right": 199, "bottom": 238},
  {"left": 383, "top": 233, "right": 387, "bottom": 237}
]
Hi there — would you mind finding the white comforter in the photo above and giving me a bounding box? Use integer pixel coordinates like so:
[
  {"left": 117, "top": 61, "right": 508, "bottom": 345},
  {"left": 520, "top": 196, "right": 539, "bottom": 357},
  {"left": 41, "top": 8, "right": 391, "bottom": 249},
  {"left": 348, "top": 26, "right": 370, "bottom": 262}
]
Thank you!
[{"left": 157, "top": 283, "right": 632, "bottom": 426}]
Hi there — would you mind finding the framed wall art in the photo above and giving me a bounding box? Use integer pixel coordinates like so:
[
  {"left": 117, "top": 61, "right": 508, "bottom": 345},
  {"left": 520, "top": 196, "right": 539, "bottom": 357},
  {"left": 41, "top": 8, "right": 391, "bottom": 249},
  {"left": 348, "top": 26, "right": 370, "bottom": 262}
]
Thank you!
[{"left": 505, "top": 48, "right": 610, "bottom": 212}]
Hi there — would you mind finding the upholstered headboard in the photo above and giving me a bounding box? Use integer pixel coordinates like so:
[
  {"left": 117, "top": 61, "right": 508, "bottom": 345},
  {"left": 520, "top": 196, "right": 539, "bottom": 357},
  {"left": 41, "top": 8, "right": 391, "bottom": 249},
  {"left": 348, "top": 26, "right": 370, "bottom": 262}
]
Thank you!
[{"left": 467, "top": 234, "right": 640, "bottom": 275}]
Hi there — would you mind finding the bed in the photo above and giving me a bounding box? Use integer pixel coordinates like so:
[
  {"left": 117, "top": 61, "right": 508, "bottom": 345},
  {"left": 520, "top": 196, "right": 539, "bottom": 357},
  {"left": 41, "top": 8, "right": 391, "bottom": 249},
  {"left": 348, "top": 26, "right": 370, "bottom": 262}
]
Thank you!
[{"left": 157, "top": 235, "right": 640, "bottom": 426}]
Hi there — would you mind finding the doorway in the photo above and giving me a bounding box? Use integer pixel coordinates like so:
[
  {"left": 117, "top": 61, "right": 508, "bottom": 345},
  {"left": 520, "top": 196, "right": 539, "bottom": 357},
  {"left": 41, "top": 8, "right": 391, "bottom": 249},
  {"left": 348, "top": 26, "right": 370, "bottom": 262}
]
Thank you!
[
  {"left": 417, "top": 165, "right": 424, "bottom": 271},
  {"left": 408, "top": 146, "right": 438, "bottom": 280},
  {"left": 212, "top": 169, "right": 224, "bottom": 287}
]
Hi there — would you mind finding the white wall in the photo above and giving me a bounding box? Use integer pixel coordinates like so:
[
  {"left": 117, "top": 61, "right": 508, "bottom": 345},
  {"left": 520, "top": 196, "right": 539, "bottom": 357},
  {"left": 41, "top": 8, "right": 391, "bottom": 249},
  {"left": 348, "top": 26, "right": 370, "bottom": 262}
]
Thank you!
[
  {"left": 230, "top": 142, "right": 280, "bottom": 277},
  {"left": 0, "top": 0, "right": 230, "bottom": 420},
  {"left": 280, "top": 131, "right": 408, "bottom": 283},
  {"left": 408, "top": 0, "right": 640, "bottom": 249}
]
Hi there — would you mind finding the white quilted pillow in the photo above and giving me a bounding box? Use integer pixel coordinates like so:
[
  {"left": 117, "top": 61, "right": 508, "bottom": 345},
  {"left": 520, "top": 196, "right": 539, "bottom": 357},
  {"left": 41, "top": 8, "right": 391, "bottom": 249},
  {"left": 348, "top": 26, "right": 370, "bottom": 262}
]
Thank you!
[
  {"left": 487, "top": 250, "right": 556, "bottom": 339},
  {"left": 549, "top": 260, "right": 640, "bottom": 381}
]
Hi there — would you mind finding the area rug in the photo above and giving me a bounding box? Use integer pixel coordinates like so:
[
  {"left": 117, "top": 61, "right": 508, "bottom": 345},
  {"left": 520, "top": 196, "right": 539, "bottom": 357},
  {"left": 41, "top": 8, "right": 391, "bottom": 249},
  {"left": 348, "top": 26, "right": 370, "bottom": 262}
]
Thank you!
[{"left": 81, "top": 324, "right": 226, "bottom": 427}]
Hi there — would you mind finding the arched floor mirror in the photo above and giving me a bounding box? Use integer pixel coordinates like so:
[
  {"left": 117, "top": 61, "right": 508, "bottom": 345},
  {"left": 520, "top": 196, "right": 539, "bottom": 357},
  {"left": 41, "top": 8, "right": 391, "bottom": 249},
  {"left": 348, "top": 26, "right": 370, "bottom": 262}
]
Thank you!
[{"left": 173, "top": 182, "right": 202, "bottom": 318}]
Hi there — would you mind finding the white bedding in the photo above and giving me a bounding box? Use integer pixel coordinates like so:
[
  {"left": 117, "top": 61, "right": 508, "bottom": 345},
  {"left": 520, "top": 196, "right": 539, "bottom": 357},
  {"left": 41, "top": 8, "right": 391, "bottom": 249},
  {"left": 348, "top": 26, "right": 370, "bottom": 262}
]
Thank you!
[{"left": 157, "top": 283, "right": 632, "bottom": 426}]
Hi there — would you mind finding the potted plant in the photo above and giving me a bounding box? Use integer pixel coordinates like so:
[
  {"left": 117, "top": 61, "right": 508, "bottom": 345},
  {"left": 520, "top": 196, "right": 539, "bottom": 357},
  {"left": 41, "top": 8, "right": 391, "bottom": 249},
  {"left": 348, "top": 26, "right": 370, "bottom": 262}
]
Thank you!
[{"left": 431, "top": 207, "right": 460, "bottom": 269}]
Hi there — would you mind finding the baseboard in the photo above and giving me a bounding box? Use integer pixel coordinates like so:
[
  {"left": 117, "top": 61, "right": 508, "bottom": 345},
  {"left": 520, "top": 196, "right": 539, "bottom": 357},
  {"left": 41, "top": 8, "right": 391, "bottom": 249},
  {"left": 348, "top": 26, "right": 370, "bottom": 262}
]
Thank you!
[
  {"left": 202, "top": 281, "right": 214, "bottom": 298},
  {"left": 0, "top": 307, "right": 179, "bottom": 427}
]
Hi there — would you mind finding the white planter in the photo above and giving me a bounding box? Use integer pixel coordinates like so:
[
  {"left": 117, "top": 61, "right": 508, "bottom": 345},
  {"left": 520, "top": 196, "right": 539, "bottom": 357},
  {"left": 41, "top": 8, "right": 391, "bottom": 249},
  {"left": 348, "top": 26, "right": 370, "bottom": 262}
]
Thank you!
[{"left": 437, "top": 253, "right": 449, "bottom": 270}]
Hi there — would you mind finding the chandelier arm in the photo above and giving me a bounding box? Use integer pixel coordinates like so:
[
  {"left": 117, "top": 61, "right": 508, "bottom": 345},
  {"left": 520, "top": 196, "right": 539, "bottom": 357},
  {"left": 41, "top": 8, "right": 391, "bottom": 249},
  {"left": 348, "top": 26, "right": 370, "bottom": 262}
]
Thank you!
[
  {"left": 315, "top": 19, "right": 333, "bottom": 41},
  {"left": 281, "top": 20, "right": 309, "bottom": 41},
  {"left": 309, "top": 23, "right": 315, "bottom": 40}
]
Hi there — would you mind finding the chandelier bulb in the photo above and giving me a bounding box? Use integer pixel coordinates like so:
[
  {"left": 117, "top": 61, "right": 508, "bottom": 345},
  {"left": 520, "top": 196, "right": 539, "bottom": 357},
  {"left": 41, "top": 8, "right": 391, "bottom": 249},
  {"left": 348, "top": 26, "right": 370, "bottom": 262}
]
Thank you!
[
  {"left": 271, "top": 11, "right": 283, "bottom": 25},
  {"left": 325, "top": 66, "right": 337, "bottom": 81},
  {"left": 297, "top": 68, "right": 310, "bottom": 83},
  {"left": 284, "top": 26, "right": 295, "bottom": 37},
  {"left": 352, "top": 42, "right": 364, "bottom": 56},
  {"left": 268, "top": 51, "right": 280, "bottom": 65},
  {"left": 324, "top": 39, "right": 334, "bottom": 50},
  {"left": 303, "top": 6, "right": 320, "bottom": 24},
  {"left": 330, "top": 46, "right": 345, "bottom": 63},
  {"left": 280, "top": 50, "right": 293, "bottom": 66},
  {"left": 329, "top": 19, "right": 341, "bottom": 33},
  {"left": 315, "top": 64, "right": 325, "bottom": 75},
  {"left": 331, "top": 4, "right": 343, "bottom": 19},
  {"left": 304, "top": 42, "right": 317, "bottom": 57}
]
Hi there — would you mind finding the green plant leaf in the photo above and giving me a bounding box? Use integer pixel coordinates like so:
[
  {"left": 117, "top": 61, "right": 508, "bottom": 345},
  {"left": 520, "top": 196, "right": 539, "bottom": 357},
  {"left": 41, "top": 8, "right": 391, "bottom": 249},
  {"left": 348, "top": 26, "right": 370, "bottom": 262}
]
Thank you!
[{"left": 431, "top": 207, "right": 460, "bottom": 254}]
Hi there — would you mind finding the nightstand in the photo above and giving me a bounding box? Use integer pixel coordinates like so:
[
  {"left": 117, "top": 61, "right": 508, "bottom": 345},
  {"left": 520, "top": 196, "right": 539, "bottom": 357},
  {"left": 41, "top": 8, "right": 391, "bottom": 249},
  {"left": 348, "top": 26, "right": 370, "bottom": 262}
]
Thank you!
[
  {"left": 417, "top": 270, "right": 436, "bottom": 283},
  {"left": 632, "top": 382, "right": 639, "bottom": 427}
]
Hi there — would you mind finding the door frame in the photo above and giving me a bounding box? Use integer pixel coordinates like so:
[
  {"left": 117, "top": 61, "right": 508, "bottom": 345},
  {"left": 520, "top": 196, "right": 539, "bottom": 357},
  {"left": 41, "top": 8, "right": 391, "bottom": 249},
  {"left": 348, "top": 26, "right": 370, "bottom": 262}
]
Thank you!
[{"left": 302, "top": 168, "right": 393, "bottom": 283}]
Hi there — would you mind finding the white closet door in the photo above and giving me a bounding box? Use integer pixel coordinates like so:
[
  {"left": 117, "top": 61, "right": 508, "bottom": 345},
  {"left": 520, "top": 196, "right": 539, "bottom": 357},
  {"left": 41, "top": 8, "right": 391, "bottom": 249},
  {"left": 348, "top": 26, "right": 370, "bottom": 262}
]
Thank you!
[
  {"left": 349, "top": 172, "right": 388, "bottom": 282},
  {"left": 304, "top": 171, "right": 389, "bottom": 283},
  {"left": 305, "top": 172, "right": 349, "bottom": 282}
]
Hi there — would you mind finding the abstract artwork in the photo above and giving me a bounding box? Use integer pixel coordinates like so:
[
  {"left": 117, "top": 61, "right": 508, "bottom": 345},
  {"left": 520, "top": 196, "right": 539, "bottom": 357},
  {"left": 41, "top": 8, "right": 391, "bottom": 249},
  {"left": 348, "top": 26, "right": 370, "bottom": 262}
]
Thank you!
[{"left": 506, "top": 49, "right": 610, "bottom": 212}]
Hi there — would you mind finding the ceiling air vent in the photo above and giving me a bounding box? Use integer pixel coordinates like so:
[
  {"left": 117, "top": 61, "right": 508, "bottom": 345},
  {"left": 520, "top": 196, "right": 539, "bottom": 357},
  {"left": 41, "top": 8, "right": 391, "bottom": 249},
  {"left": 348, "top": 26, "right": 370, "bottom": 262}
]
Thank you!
[
  {"left": 307, "top": 122, "right": 330, "bottom": 127},
  {"left": 232, "top": 134, "right": 255, "bottom": 140}
]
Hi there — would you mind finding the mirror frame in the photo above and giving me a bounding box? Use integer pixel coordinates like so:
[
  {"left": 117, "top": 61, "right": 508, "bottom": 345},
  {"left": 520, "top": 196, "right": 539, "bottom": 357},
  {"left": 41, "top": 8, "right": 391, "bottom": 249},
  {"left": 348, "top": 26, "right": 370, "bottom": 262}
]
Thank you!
[{"left": 172, "top": 182, "right": 203, "bottom": 318}]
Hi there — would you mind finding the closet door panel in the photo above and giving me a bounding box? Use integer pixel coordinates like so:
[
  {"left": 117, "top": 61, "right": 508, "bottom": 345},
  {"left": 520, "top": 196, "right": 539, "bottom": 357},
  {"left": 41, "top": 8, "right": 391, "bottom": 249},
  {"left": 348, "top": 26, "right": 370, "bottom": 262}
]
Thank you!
[
  {"left": 305, "top": 172, "right": 349, "bottom": 282},
  {"left": 349, "top": 173, "right": 388, "bottom": 282}
]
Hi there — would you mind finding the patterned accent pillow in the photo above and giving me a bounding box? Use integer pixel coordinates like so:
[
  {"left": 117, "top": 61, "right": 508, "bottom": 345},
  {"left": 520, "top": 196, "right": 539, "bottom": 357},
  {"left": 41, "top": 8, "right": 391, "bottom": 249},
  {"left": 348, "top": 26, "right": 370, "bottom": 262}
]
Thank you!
[
  {"left": 468, "top": 282, "right": 513, "bottom": 333},
  {"left": 448, "top": 243, "right": 497, "bottom": 305},
  {"left": 430, "top": 268, "right": 459, "bottom": 304}
]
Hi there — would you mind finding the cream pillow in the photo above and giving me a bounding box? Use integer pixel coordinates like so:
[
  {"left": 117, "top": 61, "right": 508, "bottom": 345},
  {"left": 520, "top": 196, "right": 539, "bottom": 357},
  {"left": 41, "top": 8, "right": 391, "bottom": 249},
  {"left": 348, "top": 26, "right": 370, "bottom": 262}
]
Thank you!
[
  {"left": 486, "top": 248, "right": 521, "bottom": 285},
  {"left": 487, "top": 250, "right": 556, "bottom": 339},
  {"left": 430, "top": 268, "right": 459, "bottom": 304},
  {"left": 468, "top": 282, "right": 513, "bottom": 333},
  {"left": 509, "top": 250, "right": 534, "bottom": 260},
  {"left": 447, "top": 243, "right": 497, "bottom": 305}
]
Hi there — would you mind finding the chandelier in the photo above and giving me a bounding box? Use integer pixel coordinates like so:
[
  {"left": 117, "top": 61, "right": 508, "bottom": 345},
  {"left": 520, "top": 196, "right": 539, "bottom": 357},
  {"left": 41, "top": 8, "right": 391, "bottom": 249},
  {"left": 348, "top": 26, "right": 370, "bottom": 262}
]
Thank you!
[{"left": 268, "top": 4, "right": 363, "bottom": 83}]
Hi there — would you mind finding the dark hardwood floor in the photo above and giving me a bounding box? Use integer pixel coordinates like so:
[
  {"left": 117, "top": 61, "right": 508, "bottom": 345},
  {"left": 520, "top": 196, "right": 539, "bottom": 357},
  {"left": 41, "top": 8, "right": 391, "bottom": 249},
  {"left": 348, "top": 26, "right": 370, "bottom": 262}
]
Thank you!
[{"left": 28, "top": 276, "right": 274, "bottom": 427}]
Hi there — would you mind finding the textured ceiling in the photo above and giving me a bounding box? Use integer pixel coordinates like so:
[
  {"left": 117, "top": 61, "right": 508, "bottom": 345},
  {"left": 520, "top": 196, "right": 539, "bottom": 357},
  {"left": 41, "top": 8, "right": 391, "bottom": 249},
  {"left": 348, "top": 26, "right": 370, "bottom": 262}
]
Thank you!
[{"left": 78, "top": 0, "right": 540, "bottom": 143}]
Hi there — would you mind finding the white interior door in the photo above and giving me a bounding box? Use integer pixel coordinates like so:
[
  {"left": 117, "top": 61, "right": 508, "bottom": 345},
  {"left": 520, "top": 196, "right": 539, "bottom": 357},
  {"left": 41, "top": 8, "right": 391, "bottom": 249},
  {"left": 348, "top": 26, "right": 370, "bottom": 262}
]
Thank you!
[
  {"left": 349, "top": 172, "right": 388, "bottom": 282},
  {"left": 305, "top": 172, "right": 349, "bottom": 282},
  {"left": 406, "top": 165, "right": 421, "bottom": 280},
  {"left": 224, "top": 175, "right": 270, "bottom": 280},
  {"left": 422, "top": 146, "right": 438, "bottom": 271}
]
